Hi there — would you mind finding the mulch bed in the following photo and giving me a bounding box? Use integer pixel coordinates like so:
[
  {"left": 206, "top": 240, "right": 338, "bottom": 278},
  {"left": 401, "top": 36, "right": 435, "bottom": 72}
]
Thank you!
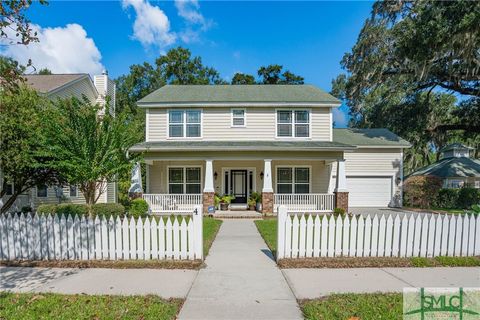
[{"left": 0, "top": 259, "right": 203, "bottom": 269}]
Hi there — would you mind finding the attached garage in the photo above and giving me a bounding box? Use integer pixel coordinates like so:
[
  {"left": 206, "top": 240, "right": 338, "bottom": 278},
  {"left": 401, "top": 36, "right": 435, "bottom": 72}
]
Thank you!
[{"left": 347, "top": 176, "right": 393, "bottom": 207}]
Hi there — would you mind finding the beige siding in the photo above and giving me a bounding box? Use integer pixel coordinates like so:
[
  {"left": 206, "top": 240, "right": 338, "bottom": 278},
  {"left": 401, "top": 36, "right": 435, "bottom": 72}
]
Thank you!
[
  {"left": 328, "top": 148, "right": 403, "bottom": 205},
  {"left": 147, "top": 160, "right": 330, "bottom": 195},
  {"left": 48, "top": 77, "right": 97, "bottom": 103},
  {"left": 146, "top": 107, "right": 332, "bottom": 141}
]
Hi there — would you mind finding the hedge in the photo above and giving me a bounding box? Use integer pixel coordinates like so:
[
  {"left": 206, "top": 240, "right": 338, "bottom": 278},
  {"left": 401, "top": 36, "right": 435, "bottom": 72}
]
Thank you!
[
  {"left": 37, "top": 203, "right": 125, "bottom": 217},
  {"left": 420, "top": 187, "right": 480, "bottom": 210},
  {"left": 128, "top": 198, "right": 149, "bottom": 219}
]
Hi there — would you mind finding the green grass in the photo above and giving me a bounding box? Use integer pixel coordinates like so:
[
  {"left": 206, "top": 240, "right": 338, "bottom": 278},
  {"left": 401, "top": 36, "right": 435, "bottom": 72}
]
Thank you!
[
  {"left": 301, "top": 293, "right": 402, "bottom": 320},
  {"left": 203, "top": 217, "right": 222, "bottom": 256},
  {"left": 430, "top": 207, "right": 465, "bottom": 214},
  {"left": 0, "top": 293, "right": 182, "bottom": 320},
  {"left": 254, "top": 219, "right": 277, "bottom": 256}
]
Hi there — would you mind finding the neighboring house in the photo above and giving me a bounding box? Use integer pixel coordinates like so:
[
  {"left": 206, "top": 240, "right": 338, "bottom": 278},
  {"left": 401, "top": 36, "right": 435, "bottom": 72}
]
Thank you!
[
  {"left": 1, "top": 72, "right": 117, "bottom": 212},
  {"left": 408, "top": 143, "right": 480, "bottom": 189},
  {"left": 130, "top": 85, "right": 410, "bottom": 214}
]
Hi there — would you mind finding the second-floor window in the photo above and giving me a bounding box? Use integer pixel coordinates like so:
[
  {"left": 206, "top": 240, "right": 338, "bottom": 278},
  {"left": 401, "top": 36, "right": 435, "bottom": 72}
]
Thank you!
[
  {"left": 169, "top": 110, "right": 201, "bottom": 138},
  {"left": 276, "top": 110, "right": 310, "bottom": 138},
  {"left": 231, "top": 108, "right": 246, "bottom": 127}
]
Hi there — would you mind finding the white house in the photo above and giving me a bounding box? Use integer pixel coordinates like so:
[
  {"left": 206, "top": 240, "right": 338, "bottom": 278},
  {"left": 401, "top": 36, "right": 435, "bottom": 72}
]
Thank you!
[
  {"left": 1, "top": 72, "right": 117, "bottom": 212},
  {"left": 129, "top": 84, "right": 411, "bottom": 215}
]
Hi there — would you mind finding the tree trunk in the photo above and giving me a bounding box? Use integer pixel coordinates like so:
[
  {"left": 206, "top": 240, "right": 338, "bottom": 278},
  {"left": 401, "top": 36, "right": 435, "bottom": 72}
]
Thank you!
[{"left": 0, "top": 190, "right": 24, "bottom": 214}]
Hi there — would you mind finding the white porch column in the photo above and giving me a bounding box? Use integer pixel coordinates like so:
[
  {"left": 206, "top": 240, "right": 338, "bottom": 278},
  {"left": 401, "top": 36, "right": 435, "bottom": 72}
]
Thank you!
[
  {"left": 204, "top": 159, "right": 214, "bottom": 192},
  {"left": 335, "top": 159, "right": 347, "bottom": 192},
  {"left": 262, "top": 159, "right": 273, "bottom": 193}
]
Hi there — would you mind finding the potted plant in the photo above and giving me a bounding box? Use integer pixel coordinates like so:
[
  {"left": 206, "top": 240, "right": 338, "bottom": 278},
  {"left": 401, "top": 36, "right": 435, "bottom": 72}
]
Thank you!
[
  {"left": 247, "top": 198, "right": 256, "bottom": 211},
  {"left": 219, "top": 195, "right": 235, "bottom": 211},
  {"left": 214, "top": 194, "right": 221, "bottom": 210},
  {"left": 250, "top": 191, "right": 262, "bottom": 211}
]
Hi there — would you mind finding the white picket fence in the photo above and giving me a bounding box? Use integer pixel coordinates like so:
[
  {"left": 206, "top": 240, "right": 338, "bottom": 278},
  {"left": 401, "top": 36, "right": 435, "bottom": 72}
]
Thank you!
[
  {"left": 0, "top": 206, "right": 203, "bottom": 261},
  {"left": 276, "top": 206, "right": 480, "bottom": 260}
]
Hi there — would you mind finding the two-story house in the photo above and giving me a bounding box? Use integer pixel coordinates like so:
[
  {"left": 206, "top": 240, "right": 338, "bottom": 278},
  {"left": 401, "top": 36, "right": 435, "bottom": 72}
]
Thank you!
[
  {"left": 130, "top": 85, "right": 410, "bottom": 215},
  {"left": 1, "top": 72, "right": 117, "bottom": 212}
]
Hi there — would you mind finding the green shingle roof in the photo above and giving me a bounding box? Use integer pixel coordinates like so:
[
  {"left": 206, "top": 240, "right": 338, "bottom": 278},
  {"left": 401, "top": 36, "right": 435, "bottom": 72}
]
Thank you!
[
  {"left": 333, "top": 128, "right": 411, "bottom": 147},
  {"left": 137, "top": 85, "right": 341, "bottom": 105},
  {"left": 130, "top": 140, "right": 355, "bottom": 152},
  {"left": 408, "top": 157, "right": 480, "bottom": 178}
]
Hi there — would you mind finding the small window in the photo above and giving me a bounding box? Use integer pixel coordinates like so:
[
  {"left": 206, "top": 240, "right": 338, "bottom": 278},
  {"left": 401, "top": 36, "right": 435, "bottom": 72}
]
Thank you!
[
  {"left": 168, "top": 110, "right": 201, "bottom": 138},
  {"left": 37, "top": 185, "right": 48, "bottom": 197},
  {"left": 5, "top": 183, "right": 13, "bottom": 196},
  {"left": 475, "top": 181, "right": 480, "bottom": 189},
  {"left": 168, "top": 167, "right": 201, "bottom": 194},
  {"left": 69, "top": 185, "right": 78, "bottom": 197},
  {"left": 276, "top": 167, "right": 310, "bottom": 194},
  {"left": 231, "top": 109, "right": 246, "bottom": 127},
  {"left": 276, "top": 110, "right": 310, "bottom": 138}
]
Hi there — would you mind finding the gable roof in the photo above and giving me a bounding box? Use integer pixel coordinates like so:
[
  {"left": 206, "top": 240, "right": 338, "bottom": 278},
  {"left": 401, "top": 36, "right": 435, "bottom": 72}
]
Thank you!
[
  {"left": 333, "top": 128, "right": 411, "bottom": 148},
  {"left": 408, "top": 157, "right": 480, "bottom": 178},
  {"left": 23, "top": 74, "right": 91, "bottom": 94},
  {"left": 137, "top": 84, "right": 341, "bottom": 106}
]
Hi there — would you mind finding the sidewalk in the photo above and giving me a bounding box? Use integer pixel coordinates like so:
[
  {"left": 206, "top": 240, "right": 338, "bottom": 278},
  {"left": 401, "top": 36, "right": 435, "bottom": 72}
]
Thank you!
[
  {"left": 283, "top": 267, "right": 480, "bottom": 299},
  {"left": 178, "top": 219, "right": 302, "bottom": 320},
  {"left": 0, "top": 266, "right": 196, "bottom": 298}
]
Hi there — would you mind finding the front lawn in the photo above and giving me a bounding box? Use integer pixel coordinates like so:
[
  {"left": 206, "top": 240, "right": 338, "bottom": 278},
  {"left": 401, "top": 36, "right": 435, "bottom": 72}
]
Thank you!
[
  {"left": 0, "top": 293, "right": 182, "bottom": 320},
  {"left": 203, "top": 217, "right": 222, "bottom": 256},
  {"left": 301, "top": 293, "right": 402, "bottom": 320},
  {"left": 255, "top": 218, "right": 480, "bottom": 268}
]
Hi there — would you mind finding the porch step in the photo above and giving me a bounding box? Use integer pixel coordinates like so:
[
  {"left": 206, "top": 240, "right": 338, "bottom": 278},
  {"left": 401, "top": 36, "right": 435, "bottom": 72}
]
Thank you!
[{"left": 212, "top": 210, "right": 263, "bottom": 219}]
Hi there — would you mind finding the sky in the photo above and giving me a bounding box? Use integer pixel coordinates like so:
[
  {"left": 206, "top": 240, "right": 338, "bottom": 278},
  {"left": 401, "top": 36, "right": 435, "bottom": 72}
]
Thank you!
[{"left": 3, "top": 1, "right": 374, "bottom": 127}]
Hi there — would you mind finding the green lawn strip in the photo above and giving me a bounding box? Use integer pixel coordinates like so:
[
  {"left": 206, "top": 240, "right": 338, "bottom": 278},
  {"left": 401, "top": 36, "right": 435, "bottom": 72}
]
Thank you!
[
  {"left": 203, "top": 217, "right": 223, "bottom": 257},
  {"left": 301, "top": 293, "right": 402, "bottom": 320},
  {"left": 0, "top": 292, "right": 182, "bottom": 320},
  {"left": 254, "top": 219, "right": 277, "bottom": 256},
  {"left": 254, "top": 218, "right": 480, "bottom": 268}
]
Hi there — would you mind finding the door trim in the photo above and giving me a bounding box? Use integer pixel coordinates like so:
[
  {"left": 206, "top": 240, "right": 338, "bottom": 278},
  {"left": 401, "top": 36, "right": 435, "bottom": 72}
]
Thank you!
[{"left": 221, "top": 167, "right": 257, "bottom": 202}]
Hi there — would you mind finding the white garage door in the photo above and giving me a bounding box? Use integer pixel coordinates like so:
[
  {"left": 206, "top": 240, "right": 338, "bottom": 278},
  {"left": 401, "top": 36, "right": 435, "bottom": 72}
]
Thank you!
[{"left": 347, "top": 176, "right": 393, "bottom": 207}]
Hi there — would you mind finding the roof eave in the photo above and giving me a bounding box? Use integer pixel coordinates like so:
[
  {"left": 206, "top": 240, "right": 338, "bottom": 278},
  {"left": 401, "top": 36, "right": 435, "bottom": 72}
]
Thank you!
[
  {"left": 129, "top": 145, "right": 357, "bottom": 153},
  {"left": 137, "top": 101, "right": 342, "bottom": 108}
]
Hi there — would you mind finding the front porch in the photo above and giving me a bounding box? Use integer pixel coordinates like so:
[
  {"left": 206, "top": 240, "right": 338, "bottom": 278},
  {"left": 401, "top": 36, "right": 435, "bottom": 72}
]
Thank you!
[{"left": 141, "top": 157, "right": 349, "bottom": 215}]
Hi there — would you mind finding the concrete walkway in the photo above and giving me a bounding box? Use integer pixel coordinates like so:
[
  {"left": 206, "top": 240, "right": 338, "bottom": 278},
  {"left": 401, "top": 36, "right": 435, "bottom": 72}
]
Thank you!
[
  {"left": 0, "top": 266, "right": 196, "bottom": 298},
  {"left": 284, "top": 267, "right": 480, "bottom": 299},
  {"left": 178, "top": 219, "right": 302, "bottom": 320}
]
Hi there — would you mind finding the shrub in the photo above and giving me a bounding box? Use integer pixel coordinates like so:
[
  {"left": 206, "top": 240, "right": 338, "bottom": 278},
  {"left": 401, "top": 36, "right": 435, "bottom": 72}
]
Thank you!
[
  {"left": 21, "top": 206, "right": 32, "bottom": 214},
  {"left": 457, "top": 187, "right": 480, "bottom": 209},
  {"left": 403, "top": 176, "right": 443, "bottom": 208},
  {"left": 128, "top": 198, "right": 149, "bottom": 219},
  {"left": 93, "top": 203, "right": 125, "bottom": 218},
  {"left": 434, "top": 189, "right": 459, "bottom": 209},
  {"left": 333, "top": 207, "right": 345, "bottom": 217},
  {"left": 56, "top": 204, "right": 88, "bottom": 216},
  {"left": 37, "top": 204, "right": 58, "bottom": 215}
]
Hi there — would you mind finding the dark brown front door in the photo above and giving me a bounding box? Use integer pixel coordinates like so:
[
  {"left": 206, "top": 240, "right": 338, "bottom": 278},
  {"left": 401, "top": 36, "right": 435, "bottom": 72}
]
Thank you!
[{"left": 231, "top": 170, "right": 247, "bottom": 203}]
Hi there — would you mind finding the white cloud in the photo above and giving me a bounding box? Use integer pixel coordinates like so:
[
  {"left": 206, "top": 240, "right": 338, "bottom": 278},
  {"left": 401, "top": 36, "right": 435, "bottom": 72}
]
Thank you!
[
  {"left": 333, "top": 107, "right": 349, "bottom": 128},
  {"left": 122, "top": 0, "right": 176, "bottom": 50},
  {"left": 2, "top": 23, "right": 104, "bottom": 75},
  {"left": 175, "top": 0, "right": 207, "bottom": 28}
]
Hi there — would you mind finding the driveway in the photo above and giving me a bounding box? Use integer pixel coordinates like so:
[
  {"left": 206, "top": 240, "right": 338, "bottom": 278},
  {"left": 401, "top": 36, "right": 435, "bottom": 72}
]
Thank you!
[{"left": 350, "top": 207, "right": 435, "bottom": 218}]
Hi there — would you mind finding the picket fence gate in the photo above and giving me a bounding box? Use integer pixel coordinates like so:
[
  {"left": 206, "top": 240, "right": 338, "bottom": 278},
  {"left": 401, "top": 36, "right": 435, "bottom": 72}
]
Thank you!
[
  {"left": 0, "top": 206, "right": 203, "bottom": 261},
  {"left": 276, "top": 206, "right": 480, "bottom": 260}
]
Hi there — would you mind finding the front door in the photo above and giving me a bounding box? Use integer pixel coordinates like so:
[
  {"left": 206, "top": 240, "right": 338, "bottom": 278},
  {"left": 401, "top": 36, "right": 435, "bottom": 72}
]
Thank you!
[{"left": 231, "top": 170, "right": 247, "bottom": 203}]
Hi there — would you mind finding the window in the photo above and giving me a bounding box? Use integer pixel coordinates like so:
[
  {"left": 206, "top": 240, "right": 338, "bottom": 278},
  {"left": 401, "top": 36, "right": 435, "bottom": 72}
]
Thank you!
[
  {"left": 276, "top": 110, "right": 310, "bottom": 137},
  {"left": 69, "top": 185, "right": 78, "bottom": 197},
  {"left": 276, "top": 167, "right": 310, "bottom": 194},
  {"left": 168, "top": 167, "right": 201, "bottom": 194},
  {"left": 37, "top": 185, "right": 47, "bottom": 197},
  {"left": 231, "top": 109, "right": 246, "bottom": 127},
  {"left": 446, "top": 179, "right": 464, "bottom": 189},
  {"left": 168, "top": 110, "right": 201, "bottom": 138},
  {"left": 5, "top": 183, "right": 13, "bottom": 196},
  {"left": 475, "top": 181, "right": 480, "bottom": 189}
]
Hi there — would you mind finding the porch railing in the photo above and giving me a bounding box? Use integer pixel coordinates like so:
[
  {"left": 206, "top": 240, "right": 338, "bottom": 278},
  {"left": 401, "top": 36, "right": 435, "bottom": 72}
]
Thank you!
[
  {"left": 142, "top": 194, "right": 202, "bottom": 214},
  {"left": 274, "top": 193, "right": 335, "bottom": 213}
]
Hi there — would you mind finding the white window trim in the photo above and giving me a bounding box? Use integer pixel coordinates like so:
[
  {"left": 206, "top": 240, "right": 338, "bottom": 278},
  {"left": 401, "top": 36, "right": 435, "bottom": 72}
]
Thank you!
[
  {"left": 275, "top": 165, "right": 312, "bottom": 194},
  {"left": 275, "top": 108, "right": 311, "bottom": 139},
  {"left": 231, "top": 108, "right": 246, "bottom": 127},
  {"left": 167, "top": 166, "right": 203, "bottom": 194},
  {"left": 167, "top": 109, "right": 203, "bottom": 139}
]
